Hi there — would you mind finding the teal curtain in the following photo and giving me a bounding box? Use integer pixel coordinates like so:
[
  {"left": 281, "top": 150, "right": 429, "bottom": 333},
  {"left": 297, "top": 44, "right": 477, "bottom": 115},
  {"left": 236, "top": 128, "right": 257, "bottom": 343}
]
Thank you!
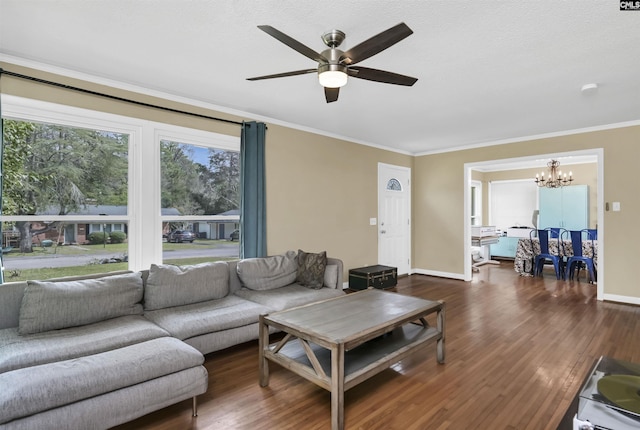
[{"left": 240, "top": 121, "right": 266, "bottom": 258}]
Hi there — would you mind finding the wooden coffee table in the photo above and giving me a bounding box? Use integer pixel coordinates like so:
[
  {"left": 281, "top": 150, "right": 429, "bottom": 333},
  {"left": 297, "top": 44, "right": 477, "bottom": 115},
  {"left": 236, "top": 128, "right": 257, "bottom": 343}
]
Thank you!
[{"left": 258, "top": 289, "right": 445, "bottom": 430}]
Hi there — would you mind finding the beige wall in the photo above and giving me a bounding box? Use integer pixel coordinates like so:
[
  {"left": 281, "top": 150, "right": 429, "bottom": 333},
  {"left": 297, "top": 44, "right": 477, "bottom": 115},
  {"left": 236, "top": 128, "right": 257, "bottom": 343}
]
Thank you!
[
  {"left": 265, "top": 125, "right": 412, "bottom": 268},
  {"left": 478, "top": 163, "right": 598, "bottom": 229},
  {"left": 0, "top": 63, "right": 243, "bottom": 137},
  {"left": 414, "top": 127, "right": 640, "bottom": 299},
  {"left": 3, "top": 62, "right": 638, "bottom": 301}
]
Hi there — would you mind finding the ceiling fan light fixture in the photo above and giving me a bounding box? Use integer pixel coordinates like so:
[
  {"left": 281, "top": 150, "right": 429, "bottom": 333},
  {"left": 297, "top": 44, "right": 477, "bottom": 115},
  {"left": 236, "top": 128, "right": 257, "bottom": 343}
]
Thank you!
[
  {"left": 318, "top": 64, "right": 348, "bottom": 88},
  {"left": 318, "top": 70, "right": 348, "bottom": 88}
]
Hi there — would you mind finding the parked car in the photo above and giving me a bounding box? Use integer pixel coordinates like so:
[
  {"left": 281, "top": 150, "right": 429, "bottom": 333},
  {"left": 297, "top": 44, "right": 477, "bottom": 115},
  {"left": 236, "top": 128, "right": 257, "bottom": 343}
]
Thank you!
[
  {"left": 229, "top": 229, "right": 240, "bottom": 241},
  {"left": 166, "top": 230, "right": 195, "bottom": 243}
]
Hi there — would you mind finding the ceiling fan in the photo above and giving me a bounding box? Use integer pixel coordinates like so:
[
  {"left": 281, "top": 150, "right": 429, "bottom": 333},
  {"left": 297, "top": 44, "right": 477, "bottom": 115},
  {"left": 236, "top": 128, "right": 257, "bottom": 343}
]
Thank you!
[{"left": 247, "top": 22, "right": 418, "bottom": 103}]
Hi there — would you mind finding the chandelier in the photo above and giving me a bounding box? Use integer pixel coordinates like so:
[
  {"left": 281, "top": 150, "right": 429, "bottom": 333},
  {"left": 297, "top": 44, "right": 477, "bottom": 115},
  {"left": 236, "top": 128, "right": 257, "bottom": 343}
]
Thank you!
[{"left": 534, "top": 160, "right": 573, "bottom": 188}]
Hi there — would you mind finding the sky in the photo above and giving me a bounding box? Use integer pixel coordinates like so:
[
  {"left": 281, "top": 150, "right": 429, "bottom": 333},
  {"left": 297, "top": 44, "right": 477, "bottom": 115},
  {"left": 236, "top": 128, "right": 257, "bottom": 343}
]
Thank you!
[{"left": 188, "top": 145, "right": 210, "bottom": 166}]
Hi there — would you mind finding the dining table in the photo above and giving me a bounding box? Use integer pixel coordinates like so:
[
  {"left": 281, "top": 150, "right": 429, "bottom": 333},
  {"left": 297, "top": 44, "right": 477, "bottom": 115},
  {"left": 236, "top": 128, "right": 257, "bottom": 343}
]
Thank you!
[{"left": 513, "top": 238, "right": 597, "bottom": 277}]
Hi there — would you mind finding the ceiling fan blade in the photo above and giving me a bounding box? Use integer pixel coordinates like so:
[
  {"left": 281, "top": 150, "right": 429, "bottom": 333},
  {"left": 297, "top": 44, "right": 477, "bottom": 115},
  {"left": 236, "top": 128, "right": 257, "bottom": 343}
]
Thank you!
[
  {"left": 340, "top": 22, "right": 413, "bottom": 66},
  {"left": 258, "top": 25, "right": 328, "bottom": 64},
  {"left": 325, "top": 87, "right": 339, "bottom": 103},
  {"left": 247, "top": 69, "right": 317, "bottom": 81},
  {"left": 348, "top": 66, "right": 417, "bottom": 86}
]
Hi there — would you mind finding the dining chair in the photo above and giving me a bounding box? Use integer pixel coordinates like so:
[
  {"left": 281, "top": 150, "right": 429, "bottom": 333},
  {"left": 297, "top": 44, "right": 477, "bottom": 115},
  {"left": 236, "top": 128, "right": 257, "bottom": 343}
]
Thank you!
[
  {"left": 564, "top": 229, "right": 597, "bottom": 283},
  {"left": 532, "top": 228, "right": 565, "bottom": 279},
  {"left": 586, "top": 229, "right": 598, "bottom": 240},
  {"left": 550, "top": 227, "right": 562, "bottom": 239}
]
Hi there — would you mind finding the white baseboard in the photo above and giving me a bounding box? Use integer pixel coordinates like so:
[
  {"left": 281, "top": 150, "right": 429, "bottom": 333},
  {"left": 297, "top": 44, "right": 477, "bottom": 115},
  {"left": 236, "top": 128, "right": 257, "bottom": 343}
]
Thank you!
[
  {"left": 602, "top": 293, "right": 640, "bottom": 306},
  {"left": 411, "top": 268, "right": 466, "bottom": 281}
]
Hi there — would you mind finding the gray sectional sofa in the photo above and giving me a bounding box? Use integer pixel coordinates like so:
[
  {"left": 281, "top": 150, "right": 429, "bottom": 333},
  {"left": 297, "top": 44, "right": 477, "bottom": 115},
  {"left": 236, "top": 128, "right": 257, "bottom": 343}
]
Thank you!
[{"left": 0, "top": 251, "right": 344, "bottom": 429}]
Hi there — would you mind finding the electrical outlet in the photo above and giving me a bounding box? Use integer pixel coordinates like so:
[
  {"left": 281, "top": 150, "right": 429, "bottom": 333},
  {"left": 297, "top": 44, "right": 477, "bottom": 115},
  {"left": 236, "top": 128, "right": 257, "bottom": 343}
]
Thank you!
[
  {"left": 369, "top": 218, "right": 377, "bottom": 225},
  {"left": 613, "top": 202, "right": 621, "bottom": 211}
]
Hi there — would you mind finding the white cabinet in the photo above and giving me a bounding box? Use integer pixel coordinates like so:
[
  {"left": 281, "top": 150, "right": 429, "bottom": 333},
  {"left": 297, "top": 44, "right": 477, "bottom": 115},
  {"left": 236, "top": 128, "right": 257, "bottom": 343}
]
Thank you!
[{"left": 538, "top": 185, "right": 589, "bottom": 231}]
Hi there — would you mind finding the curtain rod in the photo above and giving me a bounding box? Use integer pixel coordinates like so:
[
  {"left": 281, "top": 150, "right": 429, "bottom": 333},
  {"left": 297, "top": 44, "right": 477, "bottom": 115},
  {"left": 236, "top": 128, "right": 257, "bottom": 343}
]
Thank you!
[{"left": 0, "top": 68, "right": 244, "bottom": 126}]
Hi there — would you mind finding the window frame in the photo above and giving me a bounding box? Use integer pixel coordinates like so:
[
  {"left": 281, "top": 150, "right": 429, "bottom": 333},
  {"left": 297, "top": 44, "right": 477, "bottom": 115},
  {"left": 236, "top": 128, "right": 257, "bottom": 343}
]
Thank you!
[
  {"left": 1, "top": 95, "right": 240, "bottom": 274},
  {"left": 470, "top": 180, "right": 482, "bottom": 226}
]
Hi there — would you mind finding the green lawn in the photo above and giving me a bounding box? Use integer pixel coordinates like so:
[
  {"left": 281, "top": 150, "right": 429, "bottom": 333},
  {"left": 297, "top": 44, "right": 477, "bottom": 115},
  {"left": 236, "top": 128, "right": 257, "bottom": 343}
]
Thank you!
[
  {"left": 2, "top": 239, "right": 238, "bottom": 282},
  {"left": 3, "top": 256, "right": 238, "bottom": 282},
  {"left": 4, "top": 239, "right": 229, "bottom": 258}
]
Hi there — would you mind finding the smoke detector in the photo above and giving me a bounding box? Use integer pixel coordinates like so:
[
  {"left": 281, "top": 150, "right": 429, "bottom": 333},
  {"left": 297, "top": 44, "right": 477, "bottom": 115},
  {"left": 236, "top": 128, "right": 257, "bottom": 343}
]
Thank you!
[{"left": 581, "top": 83, "right": 599, "bottom": 95}]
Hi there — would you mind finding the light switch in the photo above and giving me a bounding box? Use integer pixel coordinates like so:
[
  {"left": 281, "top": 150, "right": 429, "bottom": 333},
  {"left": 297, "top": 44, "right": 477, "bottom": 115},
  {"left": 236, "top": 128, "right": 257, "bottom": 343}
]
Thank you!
[
  {"left": 613, "top": 202, "right": 621, "bottom": 211},
  {"left": 369, "top": 218, "right": 377, "bottom": 225}
]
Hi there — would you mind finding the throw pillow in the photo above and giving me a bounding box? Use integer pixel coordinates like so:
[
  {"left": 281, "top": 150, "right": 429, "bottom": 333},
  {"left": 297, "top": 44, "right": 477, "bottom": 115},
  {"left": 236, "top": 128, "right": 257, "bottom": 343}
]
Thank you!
[
  {"left": 297, "top": 249, "right": 327, "bottom": 289},
  {"left": 144, "top": 261, "right": 229, "bottom": 310},
  {"left": 18, "top": 272, "right": 144, "bottom": 335},
  {"left": 236, "top": 251, "right": 297, "bottom": 291}
]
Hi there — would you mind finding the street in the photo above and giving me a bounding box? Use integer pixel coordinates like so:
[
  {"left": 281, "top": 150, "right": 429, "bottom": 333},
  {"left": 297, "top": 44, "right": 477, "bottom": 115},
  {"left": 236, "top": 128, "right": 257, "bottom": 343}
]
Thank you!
[{"left": 2, "top": 243, "right": 240, "bottom": 270}]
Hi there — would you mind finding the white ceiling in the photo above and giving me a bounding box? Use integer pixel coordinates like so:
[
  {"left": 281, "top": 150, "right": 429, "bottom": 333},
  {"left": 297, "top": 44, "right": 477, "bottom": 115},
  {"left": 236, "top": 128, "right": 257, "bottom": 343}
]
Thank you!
[{"left": 1, "top": 1, "right": 639, "bottom": 155}]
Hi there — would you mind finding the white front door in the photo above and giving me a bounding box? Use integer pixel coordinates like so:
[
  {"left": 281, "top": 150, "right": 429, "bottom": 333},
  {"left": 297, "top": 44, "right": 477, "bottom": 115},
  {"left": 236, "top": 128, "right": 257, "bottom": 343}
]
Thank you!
[{"left": 378, "top": 163, "right": 411, "bottom": 275}]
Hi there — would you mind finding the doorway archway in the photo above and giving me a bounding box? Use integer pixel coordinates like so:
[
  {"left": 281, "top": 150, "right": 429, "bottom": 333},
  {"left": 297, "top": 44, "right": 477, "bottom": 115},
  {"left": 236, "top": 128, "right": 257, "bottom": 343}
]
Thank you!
[{"left": 464, "top": 148, "right": 604, "bottom": 299}]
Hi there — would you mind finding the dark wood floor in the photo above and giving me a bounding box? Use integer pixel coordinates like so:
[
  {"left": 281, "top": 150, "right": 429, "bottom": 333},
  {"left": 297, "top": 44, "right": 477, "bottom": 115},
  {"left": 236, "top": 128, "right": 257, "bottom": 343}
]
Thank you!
[{"left": 113, "top": 264, "right": 640, "bottom": 430}]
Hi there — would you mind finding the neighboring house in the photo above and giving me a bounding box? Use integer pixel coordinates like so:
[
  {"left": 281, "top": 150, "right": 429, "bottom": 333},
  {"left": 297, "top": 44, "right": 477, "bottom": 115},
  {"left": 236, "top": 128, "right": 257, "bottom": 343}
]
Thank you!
[
  {"left": 4, "top": 206, "right": 182, "bottom": 246},
  {"left": 2, "top": 204, "right": 241, "bottom": 247},
  {"left": 193, "top": 209, "right": 239, "bottom": 240}
]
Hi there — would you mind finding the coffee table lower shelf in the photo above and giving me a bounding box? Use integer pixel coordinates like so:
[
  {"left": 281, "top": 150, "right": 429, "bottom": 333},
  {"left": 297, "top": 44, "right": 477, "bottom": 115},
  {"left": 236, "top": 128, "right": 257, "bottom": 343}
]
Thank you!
[
  {"left": 265, "top": 323, "right": 440, "bottom": 391},
  {"left": 258, "top": 290, "right": 445, "bottom": 430}
]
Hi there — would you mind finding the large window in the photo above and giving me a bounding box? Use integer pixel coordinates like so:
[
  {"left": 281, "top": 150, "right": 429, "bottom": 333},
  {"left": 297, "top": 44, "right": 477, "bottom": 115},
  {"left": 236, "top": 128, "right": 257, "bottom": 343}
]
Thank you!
[{"left": 1, "top": 96, "right": 239, "bottom": 281}]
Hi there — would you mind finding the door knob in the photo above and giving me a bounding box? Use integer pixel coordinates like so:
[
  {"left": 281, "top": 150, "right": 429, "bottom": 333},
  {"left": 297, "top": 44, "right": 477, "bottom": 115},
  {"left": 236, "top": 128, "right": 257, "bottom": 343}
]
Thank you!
[{"left": 381, "top": 230, "right": 386, "bottom": 234}]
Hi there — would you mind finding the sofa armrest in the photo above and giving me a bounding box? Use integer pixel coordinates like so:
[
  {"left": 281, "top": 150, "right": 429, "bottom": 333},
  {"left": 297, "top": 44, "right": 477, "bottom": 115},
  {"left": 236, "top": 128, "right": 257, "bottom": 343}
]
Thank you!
[{"left": 326, "top": 257, "right": 344, "bottom": 289}]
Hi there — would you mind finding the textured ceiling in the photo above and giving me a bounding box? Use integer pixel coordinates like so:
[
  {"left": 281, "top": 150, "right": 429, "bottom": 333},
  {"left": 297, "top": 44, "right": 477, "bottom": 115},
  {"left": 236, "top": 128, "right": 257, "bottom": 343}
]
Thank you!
[{"left": 1, "top": 0, "right": 639, "bottom": 155}]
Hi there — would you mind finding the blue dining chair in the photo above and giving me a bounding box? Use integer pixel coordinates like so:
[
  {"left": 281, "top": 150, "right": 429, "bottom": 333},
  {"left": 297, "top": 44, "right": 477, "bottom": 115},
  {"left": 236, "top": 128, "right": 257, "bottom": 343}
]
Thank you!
[
  {"left": 550, "top": 228, "right": 562, "bottom": 239},
  {"left": 532, "top": 228, "right": 565, "bottom": 279},
  {"left": 564, "top": 229, "right": 597, "bottom": 283}
]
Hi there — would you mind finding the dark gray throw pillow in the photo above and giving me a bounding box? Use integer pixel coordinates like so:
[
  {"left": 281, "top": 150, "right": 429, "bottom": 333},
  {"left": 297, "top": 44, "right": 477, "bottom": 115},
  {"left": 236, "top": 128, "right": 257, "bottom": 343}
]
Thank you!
[{"left": 296, "top": 249, "right": 327, "bottom": 289}]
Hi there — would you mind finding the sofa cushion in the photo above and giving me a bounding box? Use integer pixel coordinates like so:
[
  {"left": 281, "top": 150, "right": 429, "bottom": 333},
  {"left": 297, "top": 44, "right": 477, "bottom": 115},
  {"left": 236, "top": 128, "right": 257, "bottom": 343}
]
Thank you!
[
  {"left": 236, "top": 251, "right": 297, "bottom": 291},
  {"left": 0, "top": 315, "right": 169, "bottom": 374},
  {"left": 144, "top": 295, "right": 271, "bottom": 340},
  {"left": 144, "top": 262, "right": 229, "bottom": 311},
  {"left": 234, "top": 284, "right": 345, "bottom": 312},
  {"left": 0, "top": 337, "right": 204, "bottom": 425},
  {"left": 18, "top": 272, "right": 144, "bottom": 335},
  {"left": 296, "top": 249, "right": 327, "bottom": 289}
]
